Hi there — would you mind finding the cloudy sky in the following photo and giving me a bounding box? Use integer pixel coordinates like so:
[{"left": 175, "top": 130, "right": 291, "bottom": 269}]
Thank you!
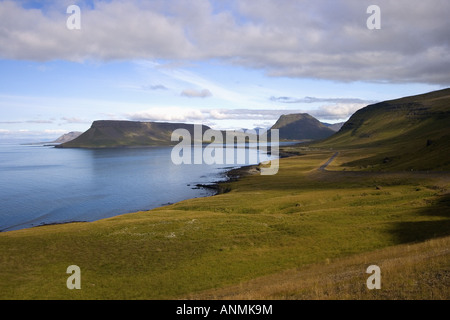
[{"left": 0, "top": 0, "right": 449, "bottom": 140}]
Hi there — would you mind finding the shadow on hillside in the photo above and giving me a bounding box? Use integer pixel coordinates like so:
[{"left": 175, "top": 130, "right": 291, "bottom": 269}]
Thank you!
[{"left": 389, "top": 193, "right": 450, "bottom": 244}]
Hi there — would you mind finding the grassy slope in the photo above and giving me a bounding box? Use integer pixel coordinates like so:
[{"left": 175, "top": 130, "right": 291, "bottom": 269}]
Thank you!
[
  {"left": 313, "top": 88, "right": 450, "bottom": 171},
  {"left": 1, "top": 151, "right": 449, "bottom": 299},
  {"left": 1, "top": 89, "right": 449, "bottom": 299},
  {"left": 190, "top": 235, "right": 450, "bottom": 300}
]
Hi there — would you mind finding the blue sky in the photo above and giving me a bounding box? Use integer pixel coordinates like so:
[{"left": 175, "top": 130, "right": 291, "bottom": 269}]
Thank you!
[{"left": 0, "top": 0, "right": 448, "bottom": 140}]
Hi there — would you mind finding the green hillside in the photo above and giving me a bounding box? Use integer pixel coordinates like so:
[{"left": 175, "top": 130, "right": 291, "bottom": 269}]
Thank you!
[
  {"left": 313, "top": 88, "right": 450, "bottom": 171},
  {"left": 271, "top": 113, "right": 335, "bottom": 141},
  {"left": 1, "top": 90, "right": 449, "bottom": 300}
]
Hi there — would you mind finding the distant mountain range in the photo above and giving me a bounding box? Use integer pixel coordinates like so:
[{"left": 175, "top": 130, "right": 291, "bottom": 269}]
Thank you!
[
  {"left": 57, "top": 113, "right": 341, "bottom": 148},
  {"left": 322, "top": 122, "right": 345, "bottom": 132},
  {"left": 21, "top": 131, "right": 83, "bottom": 146},
  {"left": 51, "top": 118, "right": 343, "bottom": 148},
  {"left": 57, "top": 88, "right": 450, "bottom": 156}
]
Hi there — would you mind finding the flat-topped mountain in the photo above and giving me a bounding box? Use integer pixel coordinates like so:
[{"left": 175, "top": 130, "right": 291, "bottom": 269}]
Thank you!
[
  {"left": 57, "top": 121, "right": 212, "bottom": 148},
  {"left": 56, "top": 120, "right": 263, "bottom": 148},
  {"left": 271, "top": 113, "right": 336, "bottom": 141}
]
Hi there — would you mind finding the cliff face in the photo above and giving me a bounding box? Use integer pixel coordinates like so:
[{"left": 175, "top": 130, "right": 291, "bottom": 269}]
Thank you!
[
  {"left": 271, "top": 113, "right": 336, "bottom": 141},
  {"left": 57, "top": 121, "right": 211, "bottom": 148}
]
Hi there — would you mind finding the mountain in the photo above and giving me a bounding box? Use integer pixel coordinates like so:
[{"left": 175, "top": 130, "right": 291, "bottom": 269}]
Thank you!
[
  {"left": 271, "top": 113, "right": 336, "bottom": 140},
  {"left": 57, "top": 114, "right": 336, "bottom": 148},
  {"left": 56, "top": 121, "right": 212, "bottom": 148},
  {"left": 322, "top": 122, "right": 345, "bottom": 132},
  {"left": 314, "top": 88, "right": 450, "bottom": 170},
  {"left": 56, "top": 120, "right": 262, "bottom": 148},
  {"left": 52, "top": 131, "right": 83, "bottom": 144}
]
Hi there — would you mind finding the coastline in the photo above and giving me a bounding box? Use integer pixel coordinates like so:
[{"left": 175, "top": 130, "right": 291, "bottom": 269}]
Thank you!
[
  {"left": 2, "top": 145, "right": 300, "bottom": 233},
  {"left": 195, "top": 164, "right": 261, "bottom": 195},
  {"left": 194, "top": 148, "right": 299, "bottom": 195},
  {"left": 0, "top": 163, "right": 262, "bottom": 233}
]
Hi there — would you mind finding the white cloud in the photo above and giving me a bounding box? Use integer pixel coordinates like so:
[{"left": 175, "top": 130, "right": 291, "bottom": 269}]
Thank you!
[
  {"left": 27, "top": 120, "right": 54, "bottom": 124},
  {"left": 181, "top": 89, "right": 212, "bottom": 98},
  {"left": 310, "top": 104, "right": 367, "bottom": 121},
  {"left": 125, "top": 107, "right": 205, "bottom": 122},
  {"left": 208, "top": 110, "right": 229, "bottom": 120},
  {"left": 0, "top": 0, "right": 448, "bottom": 84},
  {"left": 125, "top": 105, "right": 364, "bottom": 124},
  {"left": 60, "top": 117, "right": 90, "bottom": 124},
  {"left": 155, "top": 65, "right": 253, "bottom": 104},
  {"left": 143, "top": 84, "right": 168, "bottom": 91},
  {"left": 0, "top": 119, "right": 54, "bottom": 124},
  {"left": 270, "top": 96, "right": 377, "bottom": 105},
  {"left": 43, "top": 129, "right": 67, "bottom": 134},
  {"left": 0, "top": 128, "right": 67, "bottom": 140}
]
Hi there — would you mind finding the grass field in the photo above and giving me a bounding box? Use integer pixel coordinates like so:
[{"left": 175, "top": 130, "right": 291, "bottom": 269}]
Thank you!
[
  {"left": 1, "top": 149, "right": 449, "bottom": 299},
  {"left": 189, "top": 236, "right": 450, "bottom": 300}
]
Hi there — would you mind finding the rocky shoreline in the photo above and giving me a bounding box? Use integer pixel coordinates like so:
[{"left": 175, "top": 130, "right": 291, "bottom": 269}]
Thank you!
[
  {"left": 194, "top": 149, "right": 300, "bottom": 195},
  {"left": 193, "top": 164, "right": 261, "bottom": 195}
]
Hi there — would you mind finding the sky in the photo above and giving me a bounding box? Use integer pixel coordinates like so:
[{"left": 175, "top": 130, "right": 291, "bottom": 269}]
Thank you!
[{"left": 0, "top": 0, "right": 449, "bottom": 141}]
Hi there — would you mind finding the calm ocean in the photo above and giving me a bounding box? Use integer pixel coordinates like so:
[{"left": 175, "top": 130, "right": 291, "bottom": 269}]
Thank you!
[{"left": 0, "top": 143, "right": 277, "bottom": 232}]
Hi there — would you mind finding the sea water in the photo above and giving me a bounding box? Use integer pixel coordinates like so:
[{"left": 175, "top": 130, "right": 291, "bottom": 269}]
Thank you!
[{"left": 0, "top": 143, "right": 282, "bottom": 232}]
